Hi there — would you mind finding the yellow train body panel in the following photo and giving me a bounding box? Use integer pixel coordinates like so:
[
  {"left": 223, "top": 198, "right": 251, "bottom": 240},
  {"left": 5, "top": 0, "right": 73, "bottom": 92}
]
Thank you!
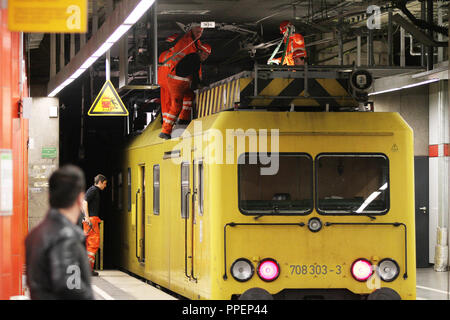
[{"left": 118, "top": 111, "right": 416, "bottom": 300}]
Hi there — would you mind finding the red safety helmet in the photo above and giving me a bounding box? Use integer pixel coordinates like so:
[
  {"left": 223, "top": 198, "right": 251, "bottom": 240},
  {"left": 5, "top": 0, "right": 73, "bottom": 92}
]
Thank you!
[
  {"left": 198, "top": 42, "right": 212, "bottom": 54},
  {"left": 279, "top": 20, "right": 293, "bottom": 34}
]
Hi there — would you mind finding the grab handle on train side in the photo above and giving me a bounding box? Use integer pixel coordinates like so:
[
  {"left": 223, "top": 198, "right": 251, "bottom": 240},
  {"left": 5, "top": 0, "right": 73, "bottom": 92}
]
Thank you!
[
  {"left": 184, "top": 190, "right": 192, "bottom": 280},
  {"left": 135, "top": 188, "right": 141, "bottom": 262}
]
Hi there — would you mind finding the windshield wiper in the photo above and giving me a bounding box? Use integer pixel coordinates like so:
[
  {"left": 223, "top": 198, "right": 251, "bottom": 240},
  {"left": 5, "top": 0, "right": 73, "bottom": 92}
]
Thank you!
[
  {"left": 254, "top": 205, "right": 280, "bottom": 220},
  {"left": 345, "top": 206, "right": 377, "bottom": 220}
]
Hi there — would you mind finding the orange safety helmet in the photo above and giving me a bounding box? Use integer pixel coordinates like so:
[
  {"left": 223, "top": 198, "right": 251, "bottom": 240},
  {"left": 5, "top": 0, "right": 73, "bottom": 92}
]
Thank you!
[
  {"left": 198, "top": 42, "right": 212, "bottom": 54},
  {"left": 279, "top": 20, "right": 293, "bottom": 34}
]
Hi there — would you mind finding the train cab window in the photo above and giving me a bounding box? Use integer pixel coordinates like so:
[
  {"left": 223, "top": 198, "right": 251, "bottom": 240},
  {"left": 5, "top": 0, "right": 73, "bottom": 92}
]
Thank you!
[
  {"left": 238, "top": 153, "right": 313, "bottom": 215},
  {"left": 153, "top": 165, "right": 160, "bottom": 215},
  {"left": 316, "top": 154, "right": 389, "bottom": 216}
]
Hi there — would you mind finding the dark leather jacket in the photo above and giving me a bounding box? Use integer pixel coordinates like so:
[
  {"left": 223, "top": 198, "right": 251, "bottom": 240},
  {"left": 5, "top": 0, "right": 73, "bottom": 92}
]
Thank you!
[{"left": 25, "top": 209, "right": 94, "bottom": 300}]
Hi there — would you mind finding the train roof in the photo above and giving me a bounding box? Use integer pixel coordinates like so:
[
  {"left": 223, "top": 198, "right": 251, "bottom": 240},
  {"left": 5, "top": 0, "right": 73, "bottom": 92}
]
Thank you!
[{"left": 127, "top": 111, "right": 412, "bottom": 151}]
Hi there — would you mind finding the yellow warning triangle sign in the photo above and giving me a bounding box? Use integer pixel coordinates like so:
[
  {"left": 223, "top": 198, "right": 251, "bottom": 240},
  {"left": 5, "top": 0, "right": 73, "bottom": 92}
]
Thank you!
[{"left": 88, "top": 80, "right": 129, "bottom": 116}]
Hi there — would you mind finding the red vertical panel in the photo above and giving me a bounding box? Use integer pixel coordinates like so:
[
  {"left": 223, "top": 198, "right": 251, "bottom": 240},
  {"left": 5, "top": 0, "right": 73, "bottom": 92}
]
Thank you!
[
  {"left": 1, "top": 217, "right": 12, "bottom": 299},
  {"left": 11, "top": 32, "right": 20, "bottom": 112},
  {"left": 12, "top": 119, "right": 23, "bottom": 295},
  {"left": 1, "top": 9, "right": 12, "bottom": 146},
  {"left": 0, "top": 7, "right": 13, "bottom": 300},
  {"left": 0, "top": 6, "right": 3, "bottom": 300},
  {"left": 11, "top": 27, "right": 23, "bottom": 297},
  {"left": 1, "top": 7, "right": 28, "bottom": 299}
]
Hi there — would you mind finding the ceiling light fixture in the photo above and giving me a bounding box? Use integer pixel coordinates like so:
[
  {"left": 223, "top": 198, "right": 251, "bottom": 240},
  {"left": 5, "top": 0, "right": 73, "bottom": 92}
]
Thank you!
[{"left": 368, "top": 78, "right": 439, "bottom": 96}]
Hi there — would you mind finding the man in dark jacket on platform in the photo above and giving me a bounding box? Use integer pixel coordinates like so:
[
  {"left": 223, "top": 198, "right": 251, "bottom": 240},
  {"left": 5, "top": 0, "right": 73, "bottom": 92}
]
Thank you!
[{"left": 25, "top": 165, "right": 94, "bottom": 300}]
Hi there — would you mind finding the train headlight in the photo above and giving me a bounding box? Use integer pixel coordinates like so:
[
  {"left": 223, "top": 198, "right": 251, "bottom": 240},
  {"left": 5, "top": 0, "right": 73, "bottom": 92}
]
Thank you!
[
  {"left": 257, "top": 258, "right": 280, "bottom": 282},
  {"left": 351, "top": 258, "right": 373, "bottom": 282},
  {"left": 377, "top": 258, "right": 399, "bottom": 282},
  {"left": 308, "top": 218, "right": 322, "bottom": 232},
  {"left": 231, "top": 258, "right": 254, "bottom": 282}
]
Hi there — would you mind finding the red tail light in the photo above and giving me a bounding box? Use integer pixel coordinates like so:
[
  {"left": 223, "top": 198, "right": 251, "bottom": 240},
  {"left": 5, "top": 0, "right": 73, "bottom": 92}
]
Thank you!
[
  {"left": 257, "top": 258, "right": 280, "bottom": 282},
  {"left": 351, "top": 258, "right": 373, "bottom": 282}
]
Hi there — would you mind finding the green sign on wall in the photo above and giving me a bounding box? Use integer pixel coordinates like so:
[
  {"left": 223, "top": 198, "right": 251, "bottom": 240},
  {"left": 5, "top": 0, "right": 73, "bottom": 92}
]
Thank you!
[{"left": 42, "top": 147, "right": 57, "bottom": 159}]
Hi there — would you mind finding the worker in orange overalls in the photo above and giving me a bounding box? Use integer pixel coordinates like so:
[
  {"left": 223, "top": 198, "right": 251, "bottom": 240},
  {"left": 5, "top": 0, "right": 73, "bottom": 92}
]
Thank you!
[
  {"left": 159, "top": 24, "right": 204, "bottom": 128},
  {"left": 271, "top": 21, "right": 307, "bottom": 66},
  {"left": 159, "top": 43, "right": 211, "bottom": 139},
  {"left": 158, "top": 39, "right": 177, "bottom": 122},
  {"left": 82, "top": 174, "right": 107, "bottom": 276}
]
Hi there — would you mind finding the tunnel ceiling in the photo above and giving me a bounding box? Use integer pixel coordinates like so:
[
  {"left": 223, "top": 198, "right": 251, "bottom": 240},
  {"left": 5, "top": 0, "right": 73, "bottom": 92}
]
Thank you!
[{"left": 29, "top": 0, "right": 448, "bottom": 88}]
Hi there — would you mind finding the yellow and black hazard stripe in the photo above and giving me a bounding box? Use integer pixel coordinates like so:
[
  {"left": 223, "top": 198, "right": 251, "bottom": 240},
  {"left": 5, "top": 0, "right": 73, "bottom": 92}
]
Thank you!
[
  {"left": 195, "top": 76, "right": 356, "bottom": 118},
  {"left": 239, "top": 77, "right": 356, "bottom": 108},
  {"left": 196, "top": 77, "right": 248, "bottom": 117}
]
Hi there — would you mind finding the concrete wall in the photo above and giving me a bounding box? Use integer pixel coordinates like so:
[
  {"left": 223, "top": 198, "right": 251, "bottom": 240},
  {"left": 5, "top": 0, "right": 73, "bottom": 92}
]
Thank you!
[
  {"left": 28, "top": 97, "right": 59, "bottom": 230},
  {"left": 371, "top": 85, "right": 429, "bottom": 156}
]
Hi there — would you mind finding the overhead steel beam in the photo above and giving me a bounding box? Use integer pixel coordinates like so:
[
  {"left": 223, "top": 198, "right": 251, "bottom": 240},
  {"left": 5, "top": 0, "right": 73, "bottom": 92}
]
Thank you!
[{"left": 47, "top": 0, "right": 145, "bottom": 96}]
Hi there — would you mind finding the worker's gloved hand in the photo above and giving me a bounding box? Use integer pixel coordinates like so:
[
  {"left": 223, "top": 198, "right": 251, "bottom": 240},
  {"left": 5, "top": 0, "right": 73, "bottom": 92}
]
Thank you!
[{"left": 268, "top": 59, "right": 280, "bottom": 65}]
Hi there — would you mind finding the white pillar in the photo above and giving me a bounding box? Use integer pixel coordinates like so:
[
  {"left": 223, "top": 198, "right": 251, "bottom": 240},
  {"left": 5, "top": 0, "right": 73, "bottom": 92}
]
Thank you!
[{"left": 429, "top": 80, "right": 450, "bottom": 270}]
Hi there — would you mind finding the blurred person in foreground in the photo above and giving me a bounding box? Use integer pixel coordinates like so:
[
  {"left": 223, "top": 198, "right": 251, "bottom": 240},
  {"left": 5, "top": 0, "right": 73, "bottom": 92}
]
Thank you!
[{"left": 25, "top": 165, "right": 94, "bottom": 300}]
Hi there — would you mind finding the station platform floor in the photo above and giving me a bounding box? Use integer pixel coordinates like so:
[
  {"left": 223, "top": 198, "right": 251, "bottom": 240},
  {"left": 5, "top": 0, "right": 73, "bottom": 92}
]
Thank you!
[
  {"left": 92, "top": 268, "right": 450, "bottom": 300},
  {"left": 92, "top": 270, "right": 177, "bottom": 300},
  {"left": 416, "top": 268, "right": 450, "bottom": 300}
]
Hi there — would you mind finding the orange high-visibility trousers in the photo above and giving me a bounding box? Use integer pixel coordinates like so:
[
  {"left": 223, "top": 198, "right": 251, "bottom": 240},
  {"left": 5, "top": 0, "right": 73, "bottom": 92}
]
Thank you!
[
  {"left": 162, "top": 75, "right": 194, "bottom": 135},
  {"left": 158, "top": 50, "right": 173, "bottom": 117},
  {"left": 83, "top": 216, "right": 101, "bottom": 269}
]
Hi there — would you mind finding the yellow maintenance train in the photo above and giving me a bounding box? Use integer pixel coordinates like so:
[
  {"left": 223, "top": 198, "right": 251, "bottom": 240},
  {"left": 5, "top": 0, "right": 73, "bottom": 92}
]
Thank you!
[{"left": 116, "top": 69, "right": 416, "bottom": 300}]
